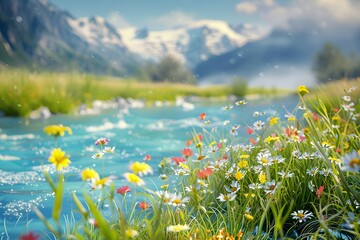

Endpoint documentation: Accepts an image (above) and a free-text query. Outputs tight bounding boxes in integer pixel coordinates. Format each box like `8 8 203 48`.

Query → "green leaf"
72 192 88 217
52 173 64 222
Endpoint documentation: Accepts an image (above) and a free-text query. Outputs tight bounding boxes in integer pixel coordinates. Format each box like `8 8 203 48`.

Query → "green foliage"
313 42 360 83
231 77 248 97
137 55 196 84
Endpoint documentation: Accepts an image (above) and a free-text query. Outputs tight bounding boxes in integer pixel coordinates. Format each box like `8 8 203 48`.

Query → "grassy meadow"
16 81 360 239
0 69 290 117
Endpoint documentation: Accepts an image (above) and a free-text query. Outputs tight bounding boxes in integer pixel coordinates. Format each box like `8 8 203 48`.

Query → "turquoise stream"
0 95 299 238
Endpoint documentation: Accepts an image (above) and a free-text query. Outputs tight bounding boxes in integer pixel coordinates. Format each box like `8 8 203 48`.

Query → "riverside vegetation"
16 82 360 239
0 69 290 117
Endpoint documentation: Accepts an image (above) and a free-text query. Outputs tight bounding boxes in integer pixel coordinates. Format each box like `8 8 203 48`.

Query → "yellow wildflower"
44 125 72 137
269 117 279 126
245 213 254 221
125 229 139 238
124 173 145 186
237 160 248 168
259 172 266 184
81 168 99 181
130 161 153 176
48 148 71 170
234 171 245 180
298 85 309 96
166 224 190 232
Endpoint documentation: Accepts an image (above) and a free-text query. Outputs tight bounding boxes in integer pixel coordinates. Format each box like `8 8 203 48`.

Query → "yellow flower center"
297 213 305 218
261 158 268 164
172 199 182 205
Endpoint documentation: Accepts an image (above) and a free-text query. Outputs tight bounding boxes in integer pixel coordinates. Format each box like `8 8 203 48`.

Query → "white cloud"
147 11 196 30
236 2 257 14
107 11 132 29
236 0 360 30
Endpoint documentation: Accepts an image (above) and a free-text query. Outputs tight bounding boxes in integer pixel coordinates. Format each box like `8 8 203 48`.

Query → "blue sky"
50 0 360 31
50 0 280 29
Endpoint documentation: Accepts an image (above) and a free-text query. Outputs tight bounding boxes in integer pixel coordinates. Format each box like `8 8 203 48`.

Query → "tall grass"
0 68 290 117
23 83 360 239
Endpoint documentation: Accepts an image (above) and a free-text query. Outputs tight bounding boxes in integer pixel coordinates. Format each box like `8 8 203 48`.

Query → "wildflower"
237 160 248 168
116 186 131 195
88 218 98 227
92 152 104 159
259 172 267 184
123 173 145 186
306 167 319 176
235 100 247 105
264 180 278 195
44 124 72 137
291 210 313 223
19 232 40 240
225 181 240 193
253 120 265 130
245 213 254 221
316 186 324 198
224 120 230 125
161 184 169 190
222 105 233 110
166 224 190 232
285 114 296 121
319 168 332 177
173 168 190 176
234 171 245 180
103 146 115 153
298 85 309 96
257 150 273 166
48 148 71 171
269 117 279 126
264 135 280 143
91 176 115 190
181 148 193 158
246 127 254 135
341 150 360 172
308 181 315 192
130 161 153 176
139 201 150 210
342 95 351 102
199 112 207 120
125 229 139 238
341 102 355 112
204 120 211 125
95 137 109 146
197 167 214 179
278 170 294 178
143 154 151 161
81 168 99 181
249 183 262 190
217 193 236 202
186 139 193 146
169 193 190 207
171 156 186 165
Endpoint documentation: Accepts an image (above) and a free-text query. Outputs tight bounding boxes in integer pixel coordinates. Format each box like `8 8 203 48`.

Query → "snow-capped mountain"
0 0 136 74
119 20 267 67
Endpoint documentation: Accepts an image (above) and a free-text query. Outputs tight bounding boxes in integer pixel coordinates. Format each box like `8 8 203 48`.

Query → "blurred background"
1 0 360 87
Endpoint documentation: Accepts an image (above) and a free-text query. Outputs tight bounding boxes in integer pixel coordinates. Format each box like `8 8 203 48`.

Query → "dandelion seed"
291 210 313 223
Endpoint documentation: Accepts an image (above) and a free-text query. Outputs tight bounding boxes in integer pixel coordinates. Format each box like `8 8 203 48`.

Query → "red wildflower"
186 139 193 146
19 232 40 240
143 154 151 161
95 137 110 146
181 148 193 158
311 112 319 121
246 127 254 135
89 218 98 227
196 134 203 142
249 138 257 145
139 201 150 210
197 167 214 179
171 157 186 165
199 112 206 120
316 186 324 198
116 185 131 195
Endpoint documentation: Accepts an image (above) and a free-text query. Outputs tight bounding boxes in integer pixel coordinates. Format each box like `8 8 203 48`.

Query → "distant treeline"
313 43 360 83
135 55 196 85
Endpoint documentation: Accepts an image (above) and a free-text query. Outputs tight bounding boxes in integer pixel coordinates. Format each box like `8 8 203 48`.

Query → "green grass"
0 68 291 117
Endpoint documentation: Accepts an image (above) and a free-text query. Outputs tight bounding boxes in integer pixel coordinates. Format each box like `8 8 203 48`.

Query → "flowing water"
0 95 299 238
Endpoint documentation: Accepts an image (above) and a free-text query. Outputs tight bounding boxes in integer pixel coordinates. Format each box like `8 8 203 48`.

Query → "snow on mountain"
119 20 267 67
